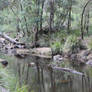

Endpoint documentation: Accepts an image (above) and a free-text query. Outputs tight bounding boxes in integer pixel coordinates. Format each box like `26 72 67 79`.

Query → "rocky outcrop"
68 49 92 66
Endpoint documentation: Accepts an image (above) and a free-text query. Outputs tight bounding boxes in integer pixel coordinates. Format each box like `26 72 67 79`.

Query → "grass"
0 64 29 92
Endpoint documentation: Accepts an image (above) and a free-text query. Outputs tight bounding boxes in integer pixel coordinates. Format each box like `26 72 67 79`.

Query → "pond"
0 52 92 92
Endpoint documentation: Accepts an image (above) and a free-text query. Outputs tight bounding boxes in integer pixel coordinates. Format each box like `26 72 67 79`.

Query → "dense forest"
0 0 92 92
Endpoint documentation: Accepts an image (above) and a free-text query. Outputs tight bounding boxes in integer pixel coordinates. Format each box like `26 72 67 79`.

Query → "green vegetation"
0 0 92 92
63 35 80 53
51 41 63 54
0 0 91 43
0 65 28 92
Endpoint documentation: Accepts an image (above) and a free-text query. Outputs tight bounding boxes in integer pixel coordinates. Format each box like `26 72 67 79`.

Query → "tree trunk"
81 0 91 39
67 0 72 33
49 66 84 76
20 1 30 36
40 0 45 31
34 0 40 47
0 33 19 44
49 0 55 32
86 9 89 35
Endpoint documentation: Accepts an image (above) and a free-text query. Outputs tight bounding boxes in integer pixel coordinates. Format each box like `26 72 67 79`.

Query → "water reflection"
1 53 92 92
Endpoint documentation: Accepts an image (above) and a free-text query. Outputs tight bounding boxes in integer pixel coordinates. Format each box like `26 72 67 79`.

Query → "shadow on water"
1 53 92 92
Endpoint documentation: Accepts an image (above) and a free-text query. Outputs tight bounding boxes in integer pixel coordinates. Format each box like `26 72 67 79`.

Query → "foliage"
14 85 28 92
0 65 28 92
51 41 63 54
63 35 80 53
0 0 90 45
69 29 81 36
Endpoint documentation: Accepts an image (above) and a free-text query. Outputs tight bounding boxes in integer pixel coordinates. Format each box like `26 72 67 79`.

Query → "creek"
0 52 92 92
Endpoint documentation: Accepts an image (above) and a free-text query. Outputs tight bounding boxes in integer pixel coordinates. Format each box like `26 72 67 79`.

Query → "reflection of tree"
10 55 92 92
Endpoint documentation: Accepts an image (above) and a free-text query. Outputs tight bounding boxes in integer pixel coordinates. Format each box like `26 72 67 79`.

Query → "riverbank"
0 34 92 67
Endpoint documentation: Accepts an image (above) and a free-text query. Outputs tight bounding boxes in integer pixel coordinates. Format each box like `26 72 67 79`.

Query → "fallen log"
54 67 84 76
48 66 84 76
0 32 22 44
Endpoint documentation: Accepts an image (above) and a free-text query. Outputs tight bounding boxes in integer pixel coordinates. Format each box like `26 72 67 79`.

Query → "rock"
87 54 92 60
86 60 92 65
14 44 26 49
74 50 91 63
58 57 63 61
0 43 3 48
78 50 90 57
31 47 52 56
15 47 52 59
15 49 30 58
0 58 8 67
82 50 90 56
15 49 30 55
70 54 77 61
0 38 5 43
53 55 63 61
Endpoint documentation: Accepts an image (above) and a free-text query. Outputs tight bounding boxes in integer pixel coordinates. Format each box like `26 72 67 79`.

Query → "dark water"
0 53 92 92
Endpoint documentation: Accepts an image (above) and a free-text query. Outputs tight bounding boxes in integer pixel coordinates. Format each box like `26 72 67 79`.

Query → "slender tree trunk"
40 0 45 31
67 0 72 33
49 0 55 32
20 1 30 36
86 9 89 35
10 7 21 37
34 0 40 47
81 0 91 39
24 16 30 36
84 7 89 35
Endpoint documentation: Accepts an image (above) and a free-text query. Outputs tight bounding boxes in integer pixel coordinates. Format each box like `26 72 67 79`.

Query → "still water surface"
0 53 92 92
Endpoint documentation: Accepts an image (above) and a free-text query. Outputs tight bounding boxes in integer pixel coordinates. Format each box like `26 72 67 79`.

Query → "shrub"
50 41 63 54
0 65 28 92
14 85 28 92
63 35 80 54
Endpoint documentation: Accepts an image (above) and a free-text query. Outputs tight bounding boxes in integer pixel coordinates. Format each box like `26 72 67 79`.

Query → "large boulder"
31 47 52 57
15 47 52 58
74 50 91 63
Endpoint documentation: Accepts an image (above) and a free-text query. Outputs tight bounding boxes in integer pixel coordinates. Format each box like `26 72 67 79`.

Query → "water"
0 53 92 92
